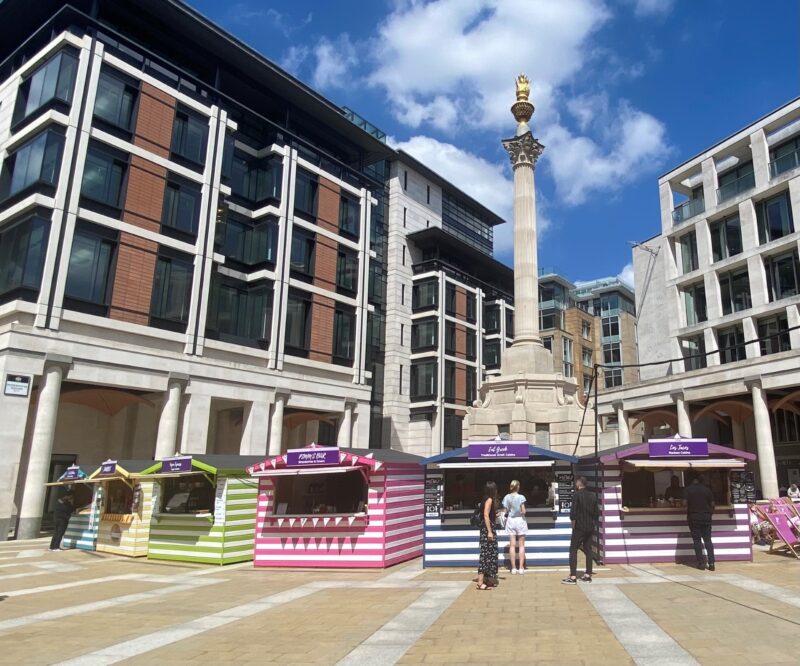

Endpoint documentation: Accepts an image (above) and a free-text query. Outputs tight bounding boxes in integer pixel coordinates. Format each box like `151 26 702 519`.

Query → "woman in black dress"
477 481 499 590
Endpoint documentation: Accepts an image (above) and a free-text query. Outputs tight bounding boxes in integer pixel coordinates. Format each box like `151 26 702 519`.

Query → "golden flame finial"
515 74 530 102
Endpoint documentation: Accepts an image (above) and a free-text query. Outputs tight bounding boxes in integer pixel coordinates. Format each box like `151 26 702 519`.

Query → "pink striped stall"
579 440 756 565
248 446 424 569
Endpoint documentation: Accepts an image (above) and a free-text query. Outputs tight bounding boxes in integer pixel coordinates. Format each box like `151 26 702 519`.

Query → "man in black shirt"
49 491 74 552
562 476 599 585
684 476 715 570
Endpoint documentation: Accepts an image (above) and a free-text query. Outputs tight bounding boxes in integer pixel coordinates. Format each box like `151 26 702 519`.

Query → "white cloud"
230 5 312 37
311 34 358 90
628 0 675 17
280 45 310 76
617 262 635 288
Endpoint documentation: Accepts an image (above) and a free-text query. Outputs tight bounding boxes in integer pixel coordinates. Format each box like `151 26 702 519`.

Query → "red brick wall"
313 234 338 292
309 294 334 363
109 233 157 325
133 83 176 158
455 324 467 359
317 177 340 234
455 287 467 320
123 156 167 233
455 363 467 405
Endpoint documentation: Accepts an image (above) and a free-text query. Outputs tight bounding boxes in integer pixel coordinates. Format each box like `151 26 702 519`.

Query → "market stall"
578 437 757 564
87 460 156 557
44 464 97 551
138 454 261 565
420 443 579 568
248 445 424 568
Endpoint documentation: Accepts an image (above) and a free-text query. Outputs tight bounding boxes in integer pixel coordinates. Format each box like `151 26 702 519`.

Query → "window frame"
335 247 359 295
332 305 357 366
284 288 312 357
289 228 316 282
79 141 129 215
294 168 319 220
0 213 51 304
63 221 118 316
170 106 209 168
12 48 79 129
92 65 140 136
719 267 751 315
149 248 194 332
338 193 360 240
0 128 66 203
161 175 202 240
205 272 273 348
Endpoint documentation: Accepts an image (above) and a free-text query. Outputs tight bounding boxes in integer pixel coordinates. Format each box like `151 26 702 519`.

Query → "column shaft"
675 395 692 437
154 381 183 459
511 163 539 343
337 404 354 448
731 420 745 450
17 365 64 539
269 396 286 455
750 382 779 498
616 405 630 446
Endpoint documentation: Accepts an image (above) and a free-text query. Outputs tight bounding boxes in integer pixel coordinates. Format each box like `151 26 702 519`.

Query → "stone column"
268 393 287 455
671 391 692 437
337 401 354 449
154 378 186 460
17 359 69 539
180 394 211 454
747 378 779 498
731 420 746 450
614 401 630 446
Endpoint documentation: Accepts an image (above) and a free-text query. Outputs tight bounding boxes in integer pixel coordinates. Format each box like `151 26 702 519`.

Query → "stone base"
16 516 42 540
501 341 555 375
463 372 597 457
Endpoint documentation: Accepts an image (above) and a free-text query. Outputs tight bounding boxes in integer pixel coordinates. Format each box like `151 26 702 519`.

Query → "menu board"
729 471 756 504
555 472 574 513
425 474 443 518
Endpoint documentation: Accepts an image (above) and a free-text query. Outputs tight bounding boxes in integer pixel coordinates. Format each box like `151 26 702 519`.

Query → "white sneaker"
519 568 525 575
511 569 519 575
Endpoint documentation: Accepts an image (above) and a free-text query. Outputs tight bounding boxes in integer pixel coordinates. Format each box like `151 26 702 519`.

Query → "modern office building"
598 97 800 498
0 0 394 538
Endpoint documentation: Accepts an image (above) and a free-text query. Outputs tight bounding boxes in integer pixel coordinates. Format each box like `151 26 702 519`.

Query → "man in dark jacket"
49 491 74 551
562 476 599 584
683 475 715 570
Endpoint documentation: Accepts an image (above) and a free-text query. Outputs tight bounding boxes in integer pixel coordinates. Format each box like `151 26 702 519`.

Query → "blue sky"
188 0 798 285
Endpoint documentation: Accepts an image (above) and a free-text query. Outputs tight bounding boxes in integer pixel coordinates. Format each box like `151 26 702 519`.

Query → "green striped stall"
141 454 262 566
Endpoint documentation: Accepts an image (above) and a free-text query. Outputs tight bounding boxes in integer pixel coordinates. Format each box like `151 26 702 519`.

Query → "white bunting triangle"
312 517 319 527
334 516 342 526
277 518 285 528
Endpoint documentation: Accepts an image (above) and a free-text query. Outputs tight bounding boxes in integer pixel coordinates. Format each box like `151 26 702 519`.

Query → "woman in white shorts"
502 480 528 574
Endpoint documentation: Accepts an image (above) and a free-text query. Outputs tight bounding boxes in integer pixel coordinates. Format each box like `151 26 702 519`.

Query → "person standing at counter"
683 475 715 571
562 477 598 585
502 480 527 575
664 476 684 503
49 491 74 552
476 482 499 591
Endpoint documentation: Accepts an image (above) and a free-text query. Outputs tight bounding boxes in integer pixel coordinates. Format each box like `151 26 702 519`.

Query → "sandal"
476 583 492 590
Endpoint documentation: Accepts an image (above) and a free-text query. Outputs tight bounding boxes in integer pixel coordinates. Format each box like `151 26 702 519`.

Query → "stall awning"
432 461 555 469
130 471 207 480
623 460 745 469
252 466 364 477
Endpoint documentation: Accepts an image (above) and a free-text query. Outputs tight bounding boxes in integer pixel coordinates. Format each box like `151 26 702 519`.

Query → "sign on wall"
648 439 709 458
425 474 443 518
214 478 227 525
4 374 31 397
161 456 193 473
286 447 340 467
467 442 529 460
555 472 574 513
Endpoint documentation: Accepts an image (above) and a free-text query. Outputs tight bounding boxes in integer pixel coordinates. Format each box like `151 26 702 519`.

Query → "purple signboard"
99 460 118 476
648 439 709 458
59 465 84 481
161 456 193 473
286 447 340 467
468 442 529 460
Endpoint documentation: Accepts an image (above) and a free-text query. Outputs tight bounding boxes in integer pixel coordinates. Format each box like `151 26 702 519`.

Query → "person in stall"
664 476 684 504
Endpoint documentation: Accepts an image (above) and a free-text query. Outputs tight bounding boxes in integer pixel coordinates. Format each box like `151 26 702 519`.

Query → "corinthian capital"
502 131 544 170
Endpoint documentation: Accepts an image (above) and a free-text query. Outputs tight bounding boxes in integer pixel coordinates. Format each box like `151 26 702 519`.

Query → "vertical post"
614 401 630 446
671 391 692 437
747 378 779 498
337 401 354 448
154 379 185 459
269 393 287 455
594 364 599 457
18 360 69 539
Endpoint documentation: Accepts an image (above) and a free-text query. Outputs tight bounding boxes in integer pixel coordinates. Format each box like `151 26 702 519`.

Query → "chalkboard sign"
729 471 756 504
425 474 443 518
555 472 574 513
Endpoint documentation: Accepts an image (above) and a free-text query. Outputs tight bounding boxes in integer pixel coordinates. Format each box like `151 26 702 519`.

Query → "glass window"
444 360 456 400
171 107 208 165
80 142 127 209
483 340 501 369
161 475 214 514
717 161 755 202
683 336 707 371
13 49 78 124
206 274 272 345
709 215 742 262
336 249 358 294
285 289 311 352
540 308 561 331
228 152 282 203
582 347 592 367
339 194 360 239
441 190 493 255
412 279 438 311
466 293 476 323
683 283 707 326
770 137 800 177
272 470 367 515
1 129 65 200
215 214 278 267
294 168 318 217
466 368 476 404
484 304 500 333
411 319 437 351
562 337 573 377
150 251 193 328
719 268 751 315
604 367 623 388
583 375 593 395
601 316 620 338
445 321 456 354
64 223 116 307
0 215 50 303
93 67 138 131
764 251 800 302
679 231 698 274
757 314 791 356
603 342 621 365
290 229 315 278
581 321 591 339
466 329 477 360
103 480 134 515
756 192 794 244
445 283 456 315
333 306 356 364
505 308 514 337
410 360 437 400
718 325 746 364
162 178 201 236
542 336 553 352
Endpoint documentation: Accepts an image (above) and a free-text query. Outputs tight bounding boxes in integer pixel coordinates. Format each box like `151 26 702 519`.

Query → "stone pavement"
1 539 799 665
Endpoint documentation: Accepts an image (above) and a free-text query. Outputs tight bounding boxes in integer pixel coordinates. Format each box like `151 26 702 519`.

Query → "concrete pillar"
703 328 720 367
353 401 371 448
742 317 759 359
738 199 758 250
240 399 270 456
747 378 779 498
658 181 674 232
786 304 800 351
614 402 630 446
17 361 68 539
337 402 354 448
154 380 184 459
180 394 211 454
732 420 746 450
671 391 692 437
268 393 287 455
749 129 770 189
700 157 717 210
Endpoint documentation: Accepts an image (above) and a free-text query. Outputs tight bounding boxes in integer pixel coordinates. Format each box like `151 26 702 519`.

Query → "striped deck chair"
778 497 800 520
750 504 775 545
765 512 800 559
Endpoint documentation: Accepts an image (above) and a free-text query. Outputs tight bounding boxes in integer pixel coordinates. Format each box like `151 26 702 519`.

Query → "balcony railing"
716 172 755 203
671 197 705 224
769 148 800 178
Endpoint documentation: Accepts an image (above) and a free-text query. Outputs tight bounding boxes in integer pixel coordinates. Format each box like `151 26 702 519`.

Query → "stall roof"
88 460 155 479
140 454 265 476
420 445 579 466
247 446 424 475
581 441 756 465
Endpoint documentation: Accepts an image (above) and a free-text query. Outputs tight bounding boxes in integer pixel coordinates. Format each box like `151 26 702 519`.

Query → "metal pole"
594 363 599 457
